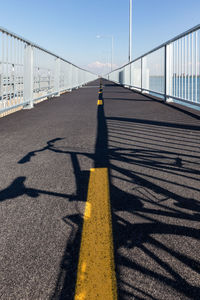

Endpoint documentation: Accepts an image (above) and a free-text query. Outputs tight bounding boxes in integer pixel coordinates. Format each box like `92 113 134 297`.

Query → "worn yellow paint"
97 99 103 105
75 168 117 300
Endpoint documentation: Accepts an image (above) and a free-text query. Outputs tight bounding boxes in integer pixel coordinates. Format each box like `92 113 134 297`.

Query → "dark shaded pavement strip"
0 78 200 299
102 79 200 300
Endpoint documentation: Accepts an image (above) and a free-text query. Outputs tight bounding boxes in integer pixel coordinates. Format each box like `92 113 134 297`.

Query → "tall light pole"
129 0 133 62
96 35 114 72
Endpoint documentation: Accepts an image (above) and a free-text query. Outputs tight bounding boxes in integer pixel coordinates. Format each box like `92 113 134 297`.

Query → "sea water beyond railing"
105 25 200 110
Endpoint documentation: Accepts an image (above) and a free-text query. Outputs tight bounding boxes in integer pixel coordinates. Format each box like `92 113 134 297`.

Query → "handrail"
106 24 200 74
0 27 97 114
105 24 200 110
0 26 96 75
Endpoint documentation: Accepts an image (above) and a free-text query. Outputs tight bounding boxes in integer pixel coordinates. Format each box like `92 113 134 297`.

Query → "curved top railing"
0 26 95 74
0 27 97 114
106 24 200 72
105 24 200 109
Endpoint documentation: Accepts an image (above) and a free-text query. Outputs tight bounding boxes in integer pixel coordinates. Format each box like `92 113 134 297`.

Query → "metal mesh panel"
0 27 97 114
131 59 141 89
0 32 25 111
167 30 200 104
142 47 164 94
33 48 55 100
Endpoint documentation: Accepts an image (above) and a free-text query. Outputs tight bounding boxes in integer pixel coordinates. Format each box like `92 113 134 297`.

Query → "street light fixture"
96 35 114 72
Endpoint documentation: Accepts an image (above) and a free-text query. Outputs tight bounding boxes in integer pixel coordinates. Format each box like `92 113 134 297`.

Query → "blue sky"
1 0 200 74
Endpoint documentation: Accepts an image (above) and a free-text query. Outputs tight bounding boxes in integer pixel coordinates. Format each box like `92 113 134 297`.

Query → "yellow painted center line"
75 168 117 300
97 99 103 105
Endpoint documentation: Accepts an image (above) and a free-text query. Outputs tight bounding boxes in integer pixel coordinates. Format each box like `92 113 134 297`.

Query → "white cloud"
86 61 118 75
88 61 111 69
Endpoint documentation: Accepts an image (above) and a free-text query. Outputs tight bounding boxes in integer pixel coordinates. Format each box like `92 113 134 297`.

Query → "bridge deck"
0 79 200 299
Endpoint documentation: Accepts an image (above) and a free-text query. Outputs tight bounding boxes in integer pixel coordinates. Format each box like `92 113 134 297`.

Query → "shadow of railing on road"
1 83 200 299
106 112 200 299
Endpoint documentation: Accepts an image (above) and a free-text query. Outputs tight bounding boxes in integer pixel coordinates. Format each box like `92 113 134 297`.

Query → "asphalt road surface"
0 78 200 300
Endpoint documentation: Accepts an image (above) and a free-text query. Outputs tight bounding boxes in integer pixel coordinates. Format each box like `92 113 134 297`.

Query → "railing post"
23 44 33 109
164 45 167 101
54 57 60 97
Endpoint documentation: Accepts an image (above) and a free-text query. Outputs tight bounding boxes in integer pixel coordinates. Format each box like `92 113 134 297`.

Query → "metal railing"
0 27 97 114
105 24 200 109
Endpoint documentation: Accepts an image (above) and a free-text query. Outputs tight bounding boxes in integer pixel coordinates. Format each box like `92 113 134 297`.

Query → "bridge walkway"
0 78 200 299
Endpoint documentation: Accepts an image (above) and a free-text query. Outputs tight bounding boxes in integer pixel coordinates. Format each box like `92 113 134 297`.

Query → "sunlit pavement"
0 79 200 299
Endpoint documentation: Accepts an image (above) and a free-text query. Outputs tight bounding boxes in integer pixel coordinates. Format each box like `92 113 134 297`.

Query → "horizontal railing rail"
105 24 200 109
0 27 97 114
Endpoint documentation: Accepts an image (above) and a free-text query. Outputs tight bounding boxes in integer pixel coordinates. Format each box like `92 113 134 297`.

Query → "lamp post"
129 0 133 62
96 35 114 72
129 0 133 87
